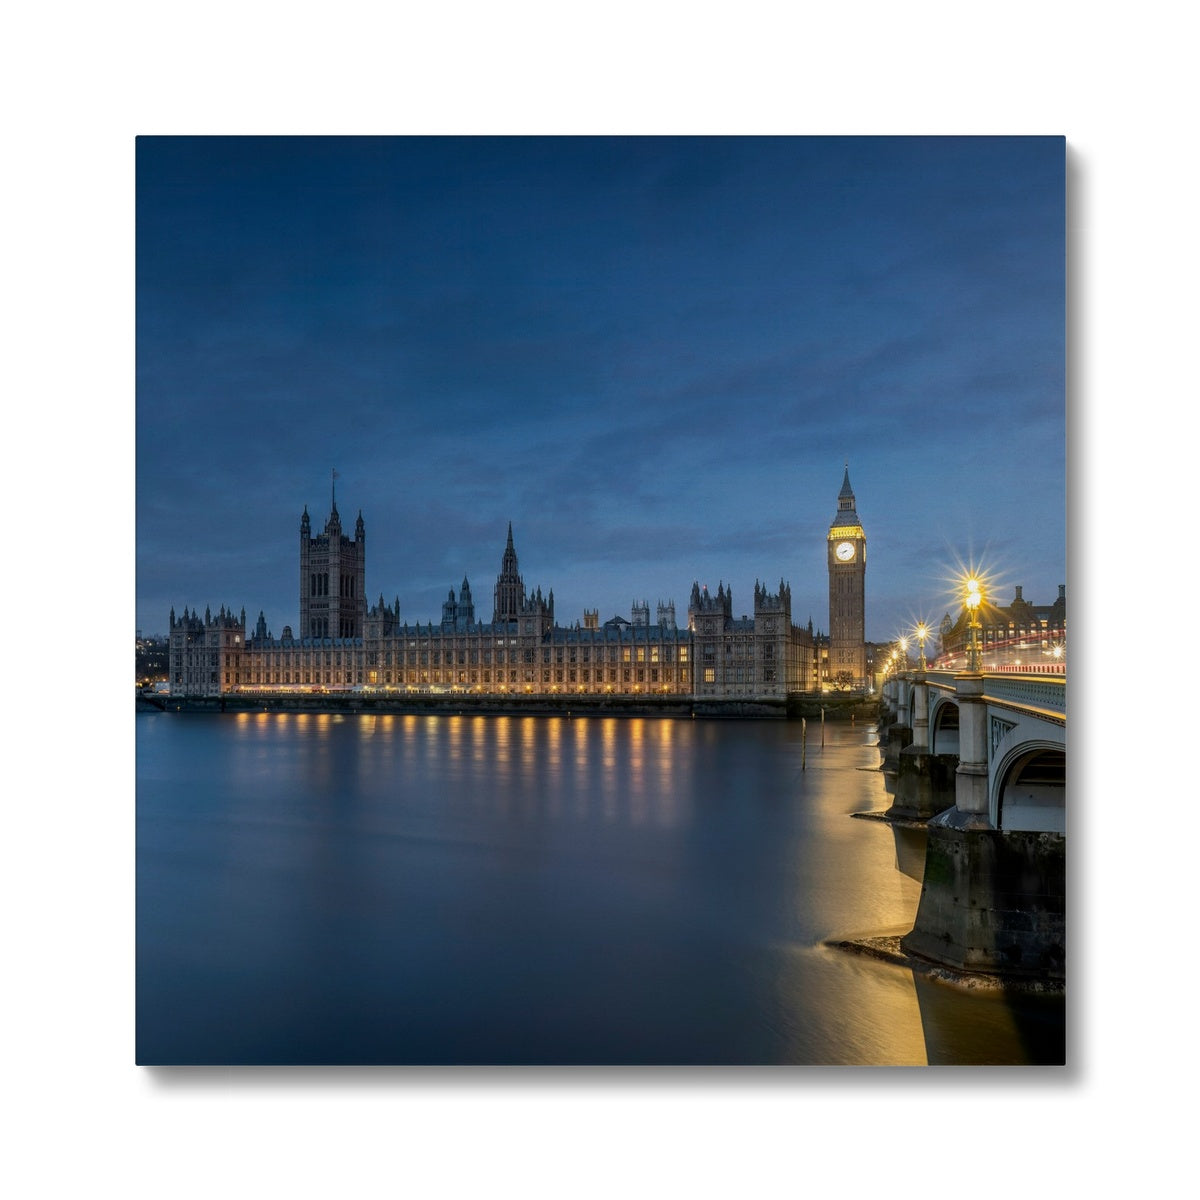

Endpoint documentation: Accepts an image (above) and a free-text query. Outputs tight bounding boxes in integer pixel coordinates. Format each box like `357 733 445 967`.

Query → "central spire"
494 522 525 624
502 521 518 573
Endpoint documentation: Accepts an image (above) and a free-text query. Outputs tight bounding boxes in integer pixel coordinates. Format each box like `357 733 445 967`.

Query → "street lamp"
914 621 929 672
964 576 984 672
898 636 909 670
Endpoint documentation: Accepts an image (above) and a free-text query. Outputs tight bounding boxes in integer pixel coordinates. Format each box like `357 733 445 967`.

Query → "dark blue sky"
136 136 1064 640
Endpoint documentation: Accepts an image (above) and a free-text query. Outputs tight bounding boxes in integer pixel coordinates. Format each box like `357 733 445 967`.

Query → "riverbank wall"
137 690 878 721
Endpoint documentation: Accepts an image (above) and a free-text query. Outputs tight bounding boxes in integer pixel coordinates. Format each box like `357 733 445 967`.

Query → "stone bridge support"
880 676 912 775
888 673 957 821
901 827 1065 978
942 674 989 828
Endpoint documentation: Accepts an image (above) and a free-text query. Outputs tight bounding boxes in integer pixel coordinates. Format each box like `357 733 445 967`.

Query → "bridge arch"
928 694 959 756
991 740 1066 833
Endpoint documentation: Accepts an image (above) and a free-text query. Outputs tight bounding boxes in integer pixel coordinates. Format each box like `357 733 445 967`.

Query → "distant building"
135 634 170 686
168 471 869 699
936 584 1066 669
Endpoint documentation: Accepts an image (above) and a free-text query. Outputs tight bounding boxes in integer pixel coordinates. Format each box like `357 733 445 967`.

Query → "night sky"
136 135 1064 641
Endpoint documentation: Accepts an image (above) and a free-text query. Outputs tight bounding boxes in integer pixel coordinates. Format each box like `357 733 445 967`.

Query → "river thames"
136 711 1065 1065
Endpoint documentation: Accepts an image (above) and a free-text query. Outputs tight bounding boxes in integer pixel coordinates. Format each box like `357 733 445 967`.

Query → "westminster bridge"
876 667 1066 980
880 668 1065 832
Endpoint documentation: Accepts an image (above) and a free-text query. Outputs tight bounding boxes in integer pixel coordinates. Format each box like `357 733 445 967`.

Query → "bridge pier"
879 676 912 775
888 673 956 820
900 826 1065 979
942 673 990 828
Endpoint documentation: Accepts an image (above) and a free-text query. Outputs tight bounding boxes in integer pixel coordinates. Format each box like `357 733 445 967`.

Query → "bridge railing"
922 670 1065 719
983 673 1066 718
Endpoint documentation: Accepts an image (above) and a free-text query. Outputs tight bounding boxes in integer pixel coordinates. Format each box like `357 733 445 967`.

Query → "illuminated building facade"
936 584 1066 670
688 580 817 697
169 491 832 699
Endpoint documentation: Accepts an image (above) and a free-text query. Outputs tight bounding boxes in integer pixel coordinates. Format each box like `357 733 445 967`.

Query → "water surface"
136 712 1064 1064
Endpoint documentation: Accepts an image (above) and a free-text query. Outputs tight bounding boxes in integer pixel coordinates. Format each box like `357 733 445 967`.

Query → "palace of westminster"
165 465 1066 699
167 468 870 699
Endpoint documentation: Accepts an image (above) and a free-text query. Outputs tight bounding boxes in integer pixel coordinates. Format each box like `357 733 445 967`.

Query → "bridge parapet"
982 674 1065 722
924 671 1065 719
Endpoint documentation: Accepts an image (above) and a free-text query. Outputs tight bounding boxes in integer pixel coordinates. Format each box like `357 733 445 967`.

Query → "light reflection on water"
136 712 1064 1065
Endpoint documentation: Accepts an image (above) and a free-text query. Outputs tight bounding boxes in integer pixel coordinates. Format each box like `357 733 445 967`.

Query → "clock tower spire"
827 463 867 689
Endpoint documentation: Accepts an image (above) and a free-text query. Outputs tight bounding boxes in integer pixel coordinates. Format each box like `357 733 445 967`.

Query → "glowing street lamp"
914 621 929 672
964 576 984 672
898 637 909 671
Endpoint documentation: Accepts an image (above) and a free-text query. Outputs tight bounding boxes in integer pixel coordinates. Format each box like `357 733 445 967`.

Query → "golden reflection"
773 945 928 1065
601 719 617 771
571 720 589 769
424 716 439 768
400 714 417 770
627 719 647 826
520 718 538 768
471 716 489 764
245 708 706 831
494 716 511 765
654 724 681 825
446 715 463 765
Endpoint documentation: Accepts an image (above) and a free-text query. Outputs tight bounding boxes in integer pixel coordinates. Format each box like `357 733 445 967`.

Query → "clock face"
835 541 855 562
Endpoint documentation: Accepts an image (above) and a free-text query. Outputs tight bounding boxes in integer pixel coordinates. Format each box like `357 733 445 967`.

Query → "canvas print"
136 135 1066 1065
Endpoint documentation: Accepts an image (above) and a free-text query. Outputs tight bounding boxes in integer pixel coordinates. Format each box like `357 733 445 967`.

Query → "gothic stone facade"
168 507 820 699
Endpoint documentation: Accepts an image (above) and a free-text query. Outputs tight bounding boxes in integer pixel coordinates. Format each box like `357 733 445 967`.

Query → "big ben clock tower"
827 463 867 689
